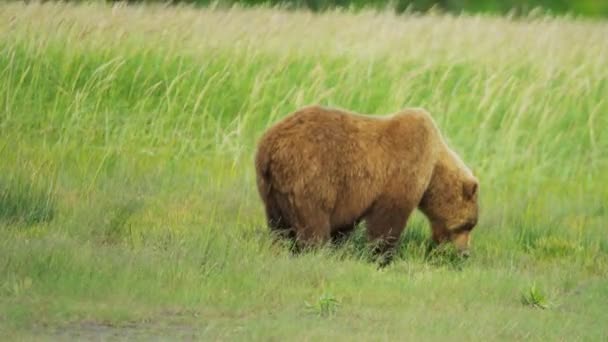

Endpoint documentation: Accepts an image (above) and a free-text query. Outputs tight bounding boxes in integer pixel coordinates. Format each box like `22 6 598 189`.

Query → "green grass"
1 2 607 340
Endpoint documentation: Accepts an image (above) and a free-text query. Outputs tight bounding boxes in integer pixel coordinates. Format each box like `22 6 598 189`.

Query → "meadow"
1 2 607 340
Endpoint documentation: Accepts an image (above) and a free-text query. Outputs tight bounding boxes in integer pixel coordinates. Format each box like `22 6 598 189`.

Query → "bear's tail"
255 144 291 233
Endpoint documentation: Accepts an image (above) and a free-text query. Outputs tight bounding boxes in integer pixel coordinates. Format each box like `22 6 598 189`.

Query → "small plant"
305 293 340 317
521 283 552 309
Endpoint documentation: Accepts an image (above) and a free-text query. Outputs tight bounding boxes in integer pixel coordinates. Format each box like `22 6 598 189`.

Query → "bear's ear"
463 180 478 200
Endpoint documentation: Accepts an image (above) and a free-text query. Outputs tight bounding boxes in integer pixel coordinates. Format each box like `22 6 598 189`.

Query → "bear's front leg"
365 199 413 267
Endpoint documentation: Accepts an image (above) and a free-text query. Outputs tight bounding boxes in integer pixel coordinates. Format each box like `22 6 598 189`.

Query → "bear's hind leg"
365 199 413 267
292 200 331 252
265 192 295 242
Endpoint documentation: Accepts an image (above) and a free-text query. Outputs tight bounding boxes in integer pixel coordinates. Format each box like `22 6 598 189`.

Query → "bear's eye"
453 222 475 233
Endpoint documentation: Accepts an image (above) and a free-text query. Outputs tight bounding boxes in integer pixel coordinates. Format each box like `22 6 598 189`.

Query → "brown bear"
255 105 479 264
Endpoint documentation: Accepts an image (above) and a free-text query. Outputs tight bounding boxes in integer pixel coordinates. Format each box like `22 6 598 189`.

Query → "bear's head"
418 148 479 257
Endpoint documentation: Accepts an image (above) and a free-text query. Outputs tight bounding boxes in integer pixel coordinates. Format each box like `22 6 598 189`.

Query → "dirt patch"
31 314 205 341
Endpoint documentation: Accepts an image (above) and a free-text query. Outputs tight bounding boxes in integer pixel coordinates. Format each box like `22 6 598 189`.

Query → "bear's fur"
255 105 479 264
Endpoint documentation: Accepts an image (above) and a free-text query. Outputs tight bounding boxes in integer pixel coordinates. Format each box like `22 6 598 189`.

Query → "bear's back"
264 105 384 139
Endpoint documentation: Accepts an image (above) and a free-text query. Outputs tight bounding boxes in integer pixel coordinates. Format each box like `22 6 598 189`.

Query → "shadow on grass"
0 176 55 226
261 222 470 269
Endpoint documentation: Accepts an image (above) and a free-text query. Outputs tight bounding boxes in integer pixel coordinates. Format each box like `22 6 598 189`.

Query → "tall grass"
0 2 607 340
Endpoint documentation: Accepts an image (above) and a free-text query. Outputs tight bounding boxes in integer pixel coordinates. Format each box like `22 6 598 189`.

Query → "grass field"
1 2 607 340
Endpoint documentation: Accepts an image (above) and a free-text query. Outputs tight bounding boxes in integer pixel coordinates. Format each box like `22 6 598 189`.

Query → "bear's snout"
451 229 472 256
